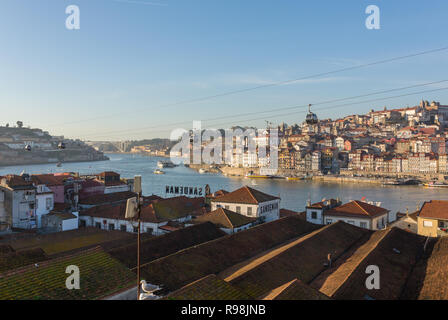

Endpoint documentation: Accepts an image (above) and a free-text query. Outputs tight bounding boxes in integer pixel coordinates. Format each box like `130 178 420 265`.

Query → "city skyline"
0 0 447 140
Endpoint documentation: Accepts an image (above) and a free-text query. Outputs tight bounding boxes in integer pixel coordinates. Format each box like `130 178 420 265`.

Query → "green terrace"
0 247 134 300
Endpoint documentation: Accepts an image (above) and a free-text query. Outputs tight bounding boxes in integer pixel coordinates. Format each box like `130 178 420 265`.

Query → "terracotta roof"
108 222 225 269
263 278 330 300
307 199 340 209
279 208 300 218
210 186 279 205
194 208 256 229
79 191 137 205
206 189 229 199
47 212 78 220
417 237 448 300
139 216 318 292
228 222 368 298
417 200 448 220
97 171 120 177
31 174 65 186
165 274 252 300
1 175 34 189
81 196 206 223
325 200 389 219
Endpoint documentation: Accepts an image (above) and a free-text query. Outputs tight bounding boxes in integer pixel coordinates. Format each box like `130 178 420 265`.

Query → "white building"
34 184 54 228
80 196 204 235
323 200 389 230
242 151 258 168
211 186 280 223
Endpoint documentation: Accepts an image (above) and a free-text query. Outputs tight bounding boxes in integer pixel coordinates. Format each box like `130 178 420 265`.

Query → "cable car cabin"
305 112 318 125
24 145 32 151
58 142 66 149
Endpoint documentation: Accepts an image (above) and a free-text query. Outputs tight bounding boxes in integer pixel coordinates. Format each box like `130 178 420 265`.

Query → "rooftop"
325 200 389 219
417 200 448 220
165 274 252 300
193 208 256 229
210 186 279 205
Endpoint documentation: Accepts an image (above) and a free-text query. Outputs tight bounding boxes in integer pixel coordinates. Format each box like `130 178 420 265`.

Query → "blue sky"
0 0 447 140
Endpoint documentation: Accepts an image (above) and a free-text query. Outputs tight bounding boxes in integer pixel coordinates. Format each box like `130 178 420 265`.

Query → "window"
236 206 241 214
46 198 52 210
133 227 139 233
95 222 101 229
347 220 355 225
423 220 433 227
326 219 332 225
146 228 153 234
360 222 367 229
247 207 252 216
80 220 86 228
120 225 127 232
108 224 115 231
311 211 317 219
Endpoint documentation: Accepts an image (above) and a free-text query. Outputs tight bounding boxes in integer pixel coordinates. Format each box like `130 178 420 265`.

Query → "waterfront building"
210 186 280 223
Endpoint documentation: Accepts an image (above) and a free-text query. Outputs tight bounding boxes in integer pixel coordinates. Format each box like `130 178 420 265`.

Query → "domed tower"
305 104 318 125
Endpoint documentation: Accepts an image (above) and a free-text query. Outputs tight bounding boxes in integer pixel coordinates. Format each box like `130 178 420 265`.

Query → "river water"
1 153 447 215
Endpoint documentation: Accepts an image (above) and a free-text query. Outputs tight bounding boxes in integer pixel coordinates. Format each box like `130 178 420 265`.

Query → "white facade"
104 184 131 194
35 185 54 228
306 207 324 225
79 215 191 236
211 199 280 223
324 213 387 230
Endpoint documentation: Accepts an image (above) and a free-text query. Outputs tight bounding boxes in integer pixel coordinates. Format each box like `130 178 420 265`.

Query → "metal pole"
137 191 141 299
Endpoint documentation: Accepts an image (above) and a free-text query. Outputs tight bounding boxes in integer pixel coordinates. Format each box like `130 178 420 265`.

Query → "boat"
56 162 62 167
286 176 303 181
245 173 272 179
157 161 177 168
422 181 448 188
198 168 208 174
153 169 165 174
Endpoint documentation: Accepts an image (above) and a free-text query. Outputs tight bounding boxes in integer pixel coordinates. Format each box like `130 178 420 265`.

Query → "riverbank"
0 157 110 169
185 164 442 186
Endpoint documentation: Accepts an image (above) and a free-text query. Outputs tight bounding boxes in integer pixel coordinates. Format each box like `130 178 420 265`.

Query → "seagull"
140 280 160 294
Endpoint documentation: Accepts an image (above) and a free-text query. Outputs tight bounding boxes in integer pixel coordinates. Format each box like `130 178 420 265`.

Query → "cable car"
58 142 66 149
305 104 318 125
24 144 32 151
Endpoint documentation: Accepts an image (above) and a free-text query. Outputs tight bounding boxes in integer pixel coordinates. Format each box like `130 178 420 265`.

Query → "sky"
0 0 447 141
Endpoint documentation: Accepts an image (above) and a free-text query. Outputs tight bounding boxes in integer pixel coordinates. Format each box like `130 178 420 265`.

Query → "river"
1 153 447 215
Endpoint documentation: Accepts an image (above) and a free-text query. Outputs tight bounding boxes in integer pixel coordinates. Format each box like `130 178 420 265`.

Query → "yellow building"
417 200 448 237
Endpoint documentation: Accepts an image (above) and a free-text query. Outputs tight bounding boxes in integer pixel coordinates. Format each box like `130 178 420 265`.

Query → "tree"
5 123 9 128
16 121 23 128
